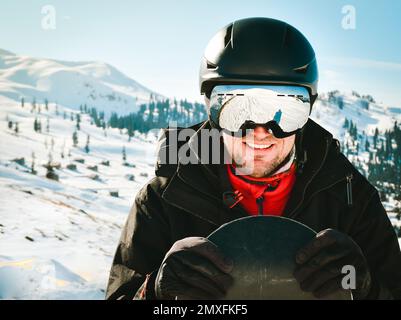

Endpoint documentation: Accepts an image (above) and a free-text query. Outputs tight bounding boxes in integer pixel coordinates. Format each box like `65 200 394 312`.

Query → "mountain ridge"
0 48 163 116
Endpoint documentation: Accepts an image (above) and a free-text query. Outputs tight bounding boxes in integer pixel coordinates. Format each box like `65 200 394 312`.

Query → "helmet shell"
199 17 318 105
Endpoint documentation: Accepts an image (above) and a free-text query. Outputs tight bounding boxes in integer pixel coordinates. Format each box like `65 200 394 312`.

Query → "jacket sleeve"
350 190 401 299
105 178 172 300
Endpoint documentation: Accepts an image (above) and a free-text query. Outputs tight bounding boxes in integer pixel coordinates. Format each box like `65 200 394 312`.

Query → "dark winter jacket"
105 119 401 300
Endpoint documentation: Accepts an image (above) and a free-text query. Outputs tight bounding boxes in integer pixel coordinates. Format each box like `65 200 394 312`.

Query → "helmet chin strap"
294 125 307 176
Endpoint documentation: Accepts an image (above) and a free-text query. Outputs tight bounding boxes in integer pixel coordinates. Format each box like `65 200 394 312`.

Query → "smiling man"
106 17 401 300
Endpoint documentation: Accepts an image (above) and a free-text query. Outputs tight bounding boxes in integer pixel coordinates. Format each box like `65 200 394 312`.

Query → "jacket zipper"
346 173 353 207
256 196 264 216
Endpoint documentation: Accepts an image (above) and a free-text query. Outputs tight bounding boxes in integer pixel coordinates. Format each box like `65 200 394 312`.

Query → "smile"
244 142 274 150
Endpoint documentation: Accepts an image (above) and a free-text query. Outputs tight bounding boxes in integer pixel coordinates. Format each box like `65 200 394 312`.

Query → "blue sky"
1 0 400 106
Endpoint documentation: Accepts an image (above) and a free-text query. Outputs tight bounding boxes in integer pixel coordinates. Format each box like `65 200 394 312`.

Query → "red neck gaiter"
226 163 297 216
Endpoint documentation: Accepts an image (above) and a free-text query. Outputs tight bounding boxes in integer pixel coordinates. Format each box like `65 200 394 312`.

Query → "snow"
0 95 157 299
0 49 164 116
311 92 401 140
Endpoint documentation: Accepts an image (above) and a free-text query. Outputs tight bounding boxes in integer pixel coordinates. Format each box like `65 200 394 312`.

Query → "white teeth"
246 142 273 149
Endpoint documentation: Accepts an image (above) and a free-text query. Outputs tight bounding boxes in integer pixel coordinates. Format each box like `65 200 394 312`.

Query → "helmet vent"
224 24 233 48
293 64 309 74
206 61 217 69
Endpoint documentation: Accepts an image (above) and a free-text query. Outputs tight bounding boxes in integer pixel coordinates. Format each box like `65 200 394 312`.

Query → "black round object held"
207 216 352 300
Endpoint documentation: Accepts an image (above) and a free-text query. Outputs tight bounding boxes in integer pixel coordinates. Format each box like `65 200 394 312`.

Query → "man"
106 17 401 300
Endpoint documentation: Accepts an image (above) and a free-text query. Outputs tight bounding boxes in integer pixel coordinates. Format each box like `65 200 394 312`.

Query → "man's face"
222 126 296 178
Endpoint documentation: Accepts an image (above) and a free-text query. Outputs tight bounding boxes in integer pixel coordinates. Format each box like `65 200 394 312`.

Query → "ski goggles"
209 85 311 138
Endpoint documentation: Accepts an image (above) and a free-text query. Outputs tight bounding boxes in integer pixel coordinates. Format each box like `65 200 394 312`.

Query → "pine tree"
76 114 81 130
31 152 36 175
72 131 78 147
349 121 353 136
45 152 59 181
337 97 344 110
128 124 134 141
122 146 127 162
353 124 358 140
14 122 19 135
31 98 36 113
21 97 25 108
45 98 49 111
84 135 90 153
373 128 379 149
8 121 13 129
46 117 50 133
34 118 38 132
61 139 66 159
365 138 370 151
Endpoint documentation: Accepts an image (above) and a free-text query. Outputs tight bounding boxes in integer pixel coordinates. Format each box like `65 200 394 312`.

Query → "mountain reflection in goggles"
209 85 311 138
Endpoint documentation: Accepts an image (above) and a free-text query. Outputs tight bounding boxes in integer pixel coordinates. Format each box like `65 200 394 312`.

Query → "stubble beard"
233 145 295 178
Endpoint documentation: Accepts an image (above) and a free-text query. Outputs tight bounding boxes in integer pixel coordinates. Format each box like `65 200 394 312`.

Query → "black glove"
294 229 372 299
154 237 234 300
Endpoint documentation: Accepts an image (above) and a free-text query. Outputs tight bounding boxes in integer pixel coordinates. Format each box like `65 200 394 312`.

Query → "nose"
252 126 274 139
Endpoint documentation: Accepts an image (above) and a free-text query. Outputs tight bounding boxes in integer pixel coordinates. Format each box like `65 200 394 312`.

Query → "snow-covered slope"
0 49 163 116
0 95 157 299
311 91 401 140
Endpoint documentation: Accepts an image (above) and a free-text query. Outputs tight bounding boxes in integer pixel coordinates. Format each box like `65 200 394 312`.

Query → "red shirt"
226 163 297 216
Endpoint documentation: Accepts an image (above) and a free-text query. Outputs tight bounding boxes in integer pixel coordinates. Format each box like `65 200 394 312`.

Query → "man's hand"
154 237 234 300
294 229 372 299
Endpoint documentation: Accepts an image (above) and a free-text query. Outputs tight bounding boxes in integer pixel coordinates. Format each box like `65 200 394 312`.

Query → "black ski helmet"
199 17 319 107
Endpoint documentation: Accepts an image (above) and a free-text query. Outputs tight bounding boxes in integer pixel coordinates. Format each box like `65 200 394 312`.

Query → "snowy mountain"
0 95 157 299
0 49 163 116
312 90 401 139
